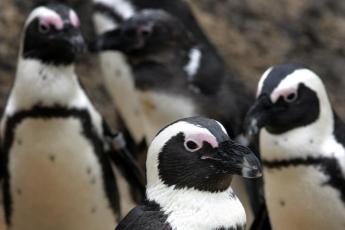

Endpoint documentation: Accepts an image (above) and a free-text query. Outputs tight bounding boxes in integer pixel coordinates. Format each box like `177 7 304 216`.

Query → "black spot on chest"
49 154 56 162
279 200 285 207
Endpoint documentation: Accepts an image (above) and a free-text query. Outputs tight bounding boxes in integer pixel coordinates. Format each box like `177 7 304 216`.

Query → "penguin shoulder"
116 201 171 230
70 88 104 138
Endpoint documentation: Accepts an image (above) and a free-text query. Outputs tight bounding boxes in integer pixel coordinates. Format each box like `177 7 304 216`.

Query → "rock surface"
189 0 345 117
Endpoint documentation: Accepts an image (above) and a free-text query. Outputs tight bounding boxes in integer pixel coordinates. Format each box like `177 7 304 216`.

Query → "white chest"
138 91 196 142
7 117 116 230
260 130 345 230
93 12 146 144
148 186 246 230
263 166 345 230
166 195 246 230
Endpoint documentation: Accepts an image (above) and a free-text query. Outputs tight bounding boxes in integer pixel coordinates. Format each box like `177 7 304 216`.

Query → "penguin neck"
146 182 246 229
262 92 334 160
9 57 81 112
146 182 236 208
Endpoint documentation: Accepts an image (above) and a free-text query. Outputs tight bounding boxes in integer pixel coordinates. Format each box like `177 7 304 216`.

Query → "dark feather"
102 120 146 203
116 201 171 230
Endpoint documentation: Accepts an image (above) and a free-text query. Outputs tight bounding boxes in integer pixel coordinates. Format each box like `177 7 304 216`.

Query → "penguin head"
22 3 86 65
147 117 262 193
244 64 332 137
91 9 195 55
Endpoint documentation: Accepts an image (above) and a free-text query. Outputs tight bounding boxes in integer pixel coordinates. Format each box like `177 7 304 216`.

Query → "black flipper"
116 201 171 230
250 202 272 230
103 120 146 203
0 143 3 182
115 114 148 162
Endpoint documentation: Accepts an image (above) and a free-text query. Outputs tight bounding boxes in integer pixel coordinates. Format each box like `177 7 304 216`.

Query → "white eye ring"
39 23 50 34
284 92 298 103
184 139 202 152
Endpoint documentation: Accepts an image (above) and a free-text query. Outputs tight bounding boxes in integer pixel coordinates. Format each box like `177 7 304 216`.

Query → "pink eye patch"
271 88 296 103
69 10 80 28
187 133 218 148
40 14 63 30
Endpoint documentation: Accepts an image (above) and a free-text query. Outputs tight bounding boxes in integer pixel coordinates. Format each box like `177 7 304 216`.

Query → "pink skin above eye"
271 88 296 103
40 15 64 30
187 133 218 149
69 10 80 28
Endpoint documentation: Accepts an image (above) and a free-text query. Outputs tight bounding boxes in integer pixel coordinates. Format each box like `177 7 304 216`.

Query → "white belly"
93 13 146 144
264 166 345 230
138 91 196 143
8 118 117 230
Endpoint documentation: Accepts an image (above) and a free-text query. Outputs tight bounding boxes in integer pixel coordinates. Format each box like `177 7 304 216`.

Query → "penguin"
0 3 144 230
91 0 235 147
116 116 262 230
92 8 252 148
244 64 345 230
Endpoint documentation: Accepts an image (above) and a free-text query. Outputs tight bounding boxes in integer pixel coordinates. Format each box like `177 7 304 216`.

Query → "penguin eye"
284 92 298 103
184 140 201 152
38 23 50 34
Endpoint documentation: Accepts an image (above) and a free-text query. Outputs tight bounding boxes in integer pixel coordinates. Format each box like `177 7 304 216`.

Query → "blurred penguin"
91 0 235 148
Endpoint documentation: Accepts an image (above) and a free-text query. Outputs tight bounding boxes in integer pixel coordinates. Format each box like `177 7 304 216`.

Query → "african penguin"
0 4 144 230
116 117 262 230
92 8 252 150
244 64 345 230
91 0 236 146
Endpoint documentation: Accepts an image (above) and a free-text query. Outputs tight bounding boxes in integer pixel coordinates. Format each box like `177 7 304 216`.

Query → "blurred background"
2 0 345 121
1 0 345 228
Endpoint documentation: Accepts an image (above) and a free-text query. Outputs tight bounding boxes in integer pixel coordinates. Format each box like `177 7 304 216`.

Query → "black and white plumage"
0 4 144 229
116 117 262 230
92 0 146 147
91 0 248 143
92 8 252 144
245 64 345 230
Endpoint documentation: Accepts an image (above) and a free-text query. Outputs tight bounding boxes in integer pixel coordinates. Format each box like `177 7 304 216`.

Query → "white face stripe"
271 68 327 104
146 121 217 186
25 7 63 29
69 9 80 27
257 67 273 97
216 121 228 136
93 0 136 19
184 48 202 80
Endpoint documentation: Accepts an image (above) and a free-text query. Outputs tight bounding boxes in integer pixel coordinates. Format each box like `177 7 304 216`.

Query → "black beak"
202 140 262 178
61 25 86 54
243 95 272 140
88 29 124 53
89 22 153 53
69 32 86 54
